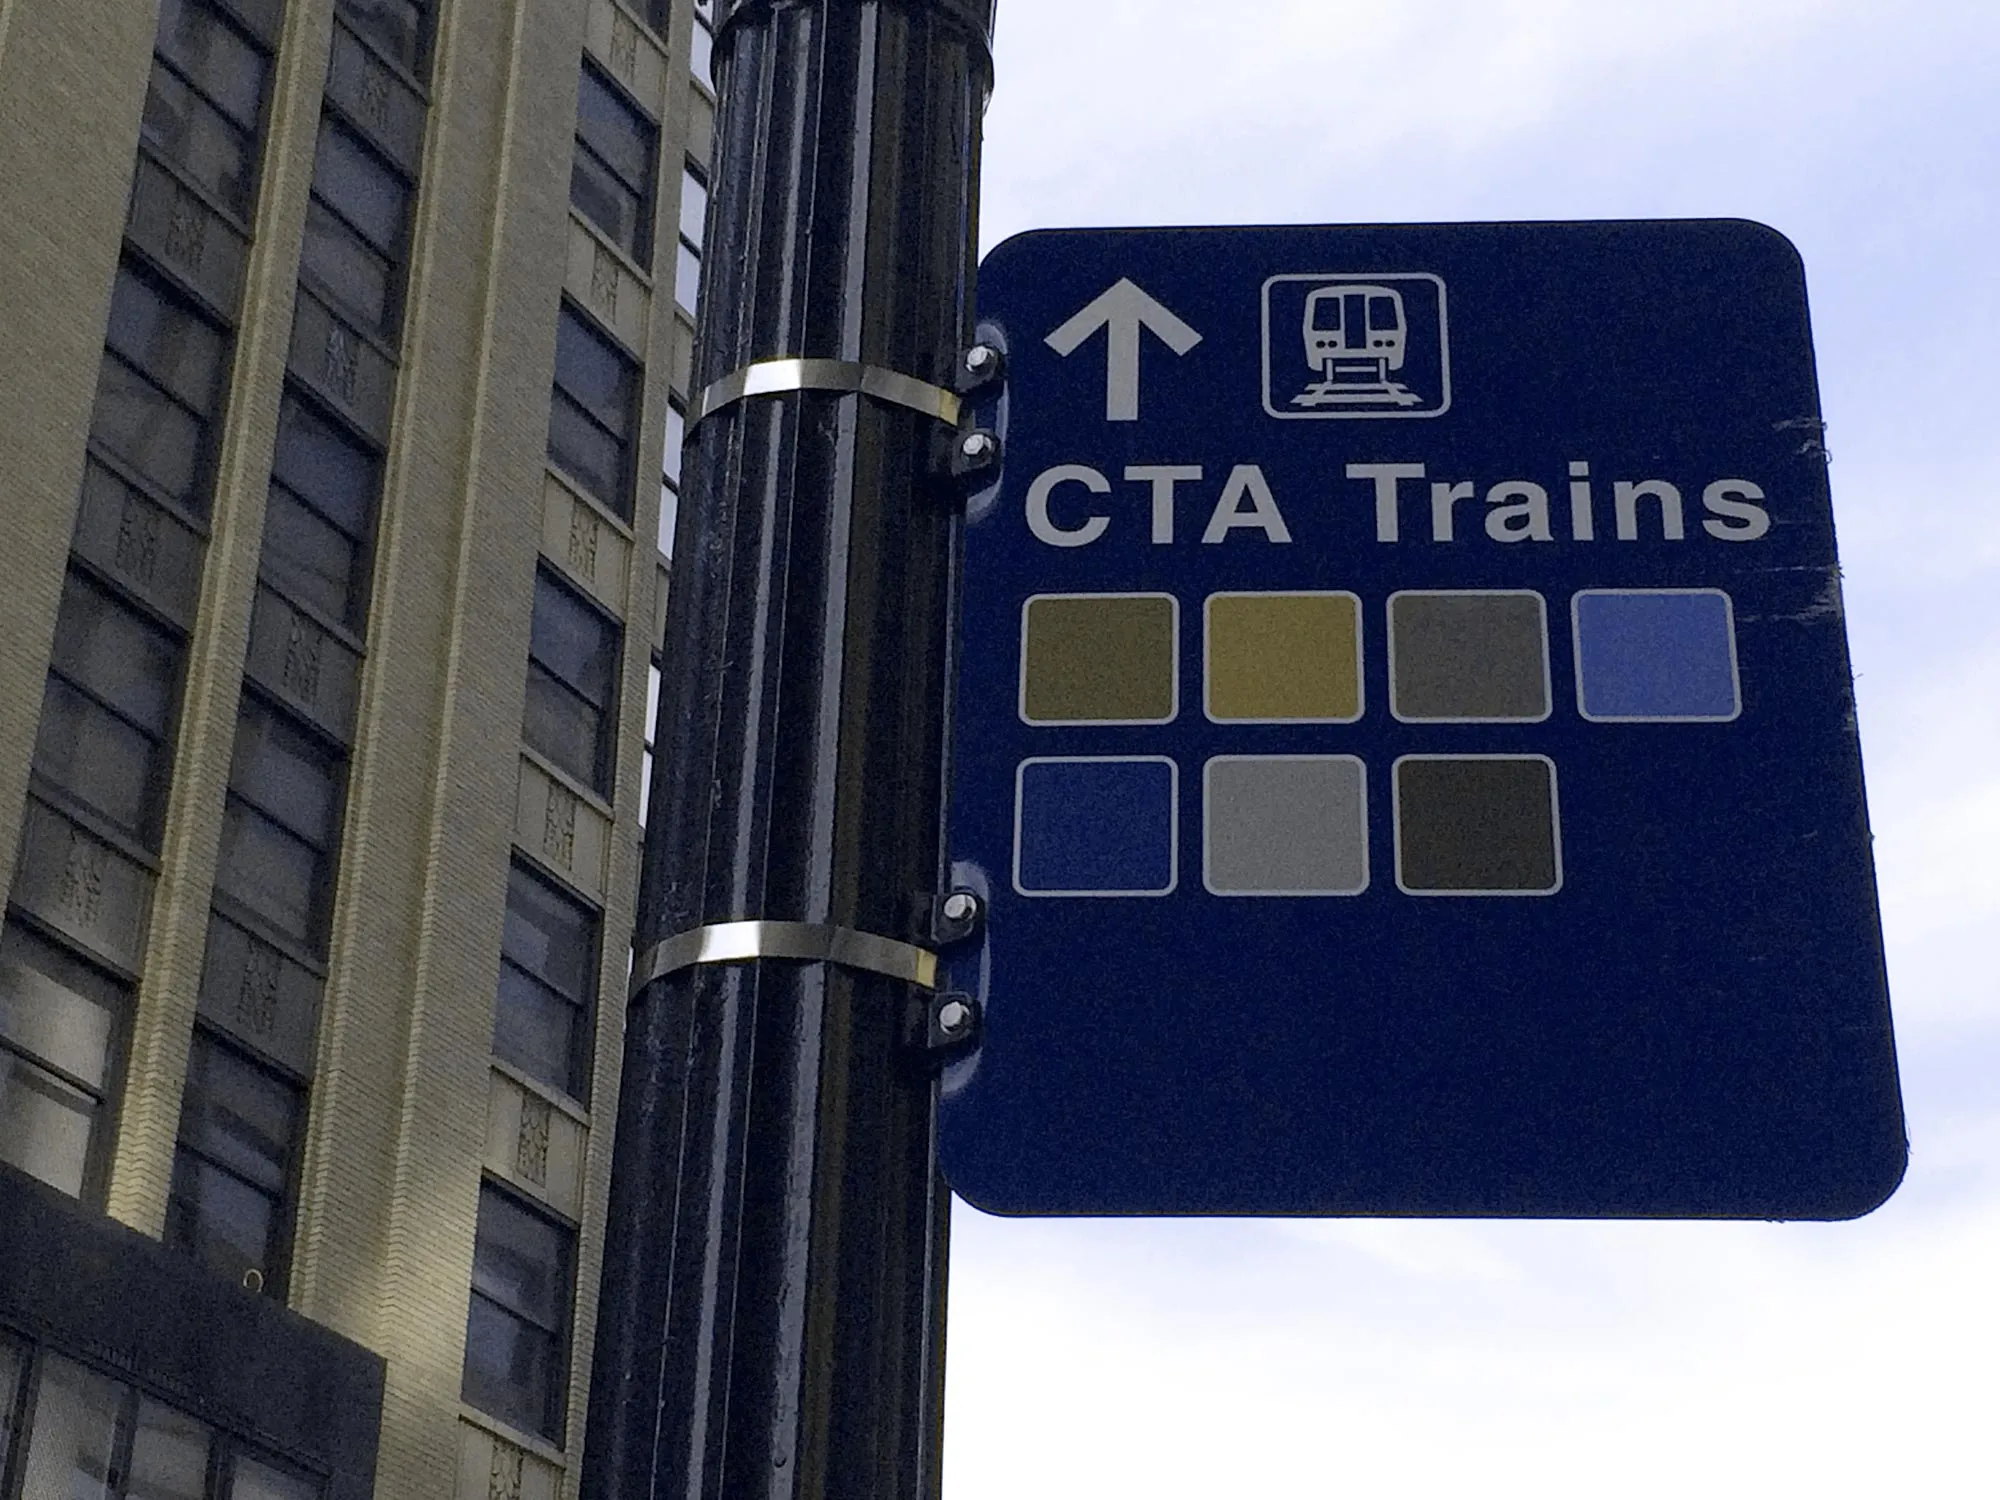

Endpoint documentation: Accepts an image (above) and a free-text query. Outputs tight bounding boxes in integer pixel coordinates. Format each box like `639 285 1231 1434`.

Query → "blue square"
1573 590 1740 721
1014 758 1177 896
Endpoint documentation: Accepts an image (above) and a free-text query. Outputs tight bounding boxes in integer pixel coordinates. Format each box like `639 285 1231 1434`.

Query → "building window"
691 0 714 92
300 116 413 341
165 1029 302 1297
523 570 621 796
6 1351 320 1500
213 697 345 952
33 570 183 847
674 161 706 317
640 660 661 829
0 924 125 1200
90 260 230 517
571 62 657 265
548 304 639 520
142 0 272 219
494 862 598 1101
658 397 684 558
463 1183 573 1442
337 0 430 78
640 0 671 33
264 392 381 628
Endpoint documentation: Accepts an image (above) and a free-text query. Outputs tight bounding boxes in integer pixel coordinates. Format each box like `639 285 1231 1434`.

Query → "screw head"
959 430 997 461
936 998 973 1035
942 892 978 924
964 344 998 375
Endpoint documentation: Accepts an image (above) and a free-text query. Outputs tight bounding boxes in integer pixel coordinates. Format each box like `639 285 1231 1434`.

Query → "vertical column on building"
0 0 288 1210
159 0 438 1308
450 0 700 1493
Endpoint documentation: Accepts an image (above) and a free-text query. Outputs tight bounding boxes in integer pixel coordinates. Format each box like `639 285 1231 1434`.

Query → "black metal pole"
580 2 994 1497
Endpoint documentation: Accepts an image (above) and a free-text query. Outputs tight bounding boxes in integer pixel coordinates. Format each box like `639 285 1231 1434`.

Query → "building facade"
0 0 715 1492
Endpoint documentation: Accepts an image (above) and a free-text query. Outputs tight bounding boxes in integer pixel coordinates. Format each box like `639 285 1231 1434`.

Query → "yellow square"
1205 592 1362 722
1020 594 1178 724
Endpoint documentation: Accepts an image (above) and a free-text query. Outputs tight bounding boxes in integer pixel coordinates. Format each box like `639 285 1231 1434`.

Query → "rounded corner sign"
942 220 1906 1224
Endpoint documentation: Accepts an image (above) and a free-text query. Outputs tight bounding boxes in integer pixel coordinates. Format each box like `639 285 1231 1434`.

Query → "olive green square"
1020 595 1177 724
1205 593 1362 723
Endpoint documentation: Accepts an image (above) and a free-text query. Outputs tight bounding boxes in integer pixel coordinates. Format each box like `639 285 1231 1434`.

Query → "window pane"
675 239 701 316
167 1150 280 1287
523 667 604 792
128 1399 213 1500
0 1050 97 1197
529 576 617 707
462 1294 560 1440
272 394 377 538
662 401 684 482
639 748 653 826
18 1355 125 1500
569 149 644 261
313 118 408 254
337 0 425 74
691 17 713 90
180 1032 297 1192
32 675 162 839
106 264 229 415
493 963 580 1096
231 1456 321 1500
547 394 627 516
657 483 676 559
73 462 204 626
472 1185 569 1326
0 924 122 1092
553 309 635 438
262 483 363 625
216 799 322 945
577 65 653 192
679 166 706 250
503 866 596 997
90 356 205 507
230 701 340 847
48 572 181 735
301 196 395 337
157 0 268 127
143 60 258 216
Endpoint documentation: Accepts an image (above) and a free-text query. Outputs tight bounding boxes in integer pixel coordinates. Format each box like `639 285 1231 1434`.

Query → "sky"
941 3 2000 1495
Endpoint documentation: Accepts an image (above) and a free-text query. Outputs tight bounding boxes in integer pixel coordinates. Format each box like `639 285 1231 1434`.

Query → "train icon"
1261 273 1450 419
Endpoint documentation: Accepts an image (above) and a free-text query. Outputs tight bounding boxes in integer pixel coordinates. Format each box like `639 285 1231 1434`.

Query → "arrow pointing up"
1044 277 1202 422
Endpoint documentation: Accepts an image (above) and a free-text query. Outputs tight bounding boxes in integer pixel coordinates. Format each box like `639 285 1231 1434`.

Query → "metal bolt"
958 430 997 462
935 998 973 1036
942 892 978 924
963 344 998 376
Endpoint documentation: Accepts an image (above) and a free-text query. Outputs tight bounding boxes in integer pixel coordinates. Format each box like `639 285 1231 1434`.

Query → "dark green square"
1394 757 1560 894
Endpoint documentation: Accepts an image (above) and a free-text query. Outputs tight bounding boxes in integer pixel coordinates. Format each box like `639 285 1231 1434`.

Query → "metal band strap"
689 358 962 429
630 920 940 997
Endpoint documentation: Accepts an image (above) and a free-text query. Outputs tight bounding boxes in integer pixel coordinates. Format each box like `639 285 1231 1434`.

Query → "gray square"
1389 591 1550 721
1204 757 1368 896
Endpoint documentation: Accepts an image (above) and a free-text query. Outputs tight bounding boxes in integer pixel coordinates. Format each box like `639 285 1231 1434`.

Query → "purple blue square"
1014 758 1177 896
1573 590 1740 721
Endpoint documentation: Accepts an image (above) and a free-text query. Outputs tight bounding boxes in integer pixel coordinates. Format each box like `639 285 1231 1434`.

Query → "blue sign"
939 221 1906 1219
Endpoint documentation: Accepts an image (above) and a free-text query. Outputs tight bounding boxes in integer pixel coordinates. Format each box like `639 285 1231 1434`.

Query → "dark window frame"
300 112 417 346
523 566 622 797
547 301 640 521
333 0 436 87
0 912 135 1208
165 1025 306 1300
494 860 600 1103
462 1178 576 1444
140 0 276 225
212 689 351 957
260 385 384 637
571 60 658 266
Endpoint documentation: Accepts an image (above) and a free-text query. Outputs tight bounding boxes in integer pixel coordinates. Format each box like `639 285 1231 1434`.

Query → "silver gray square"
1205 757 1367 895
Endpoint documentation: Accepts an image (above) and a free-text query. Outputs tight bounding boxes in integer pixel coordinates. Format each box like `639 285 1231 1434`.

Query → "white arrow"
1044 277 1203 423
